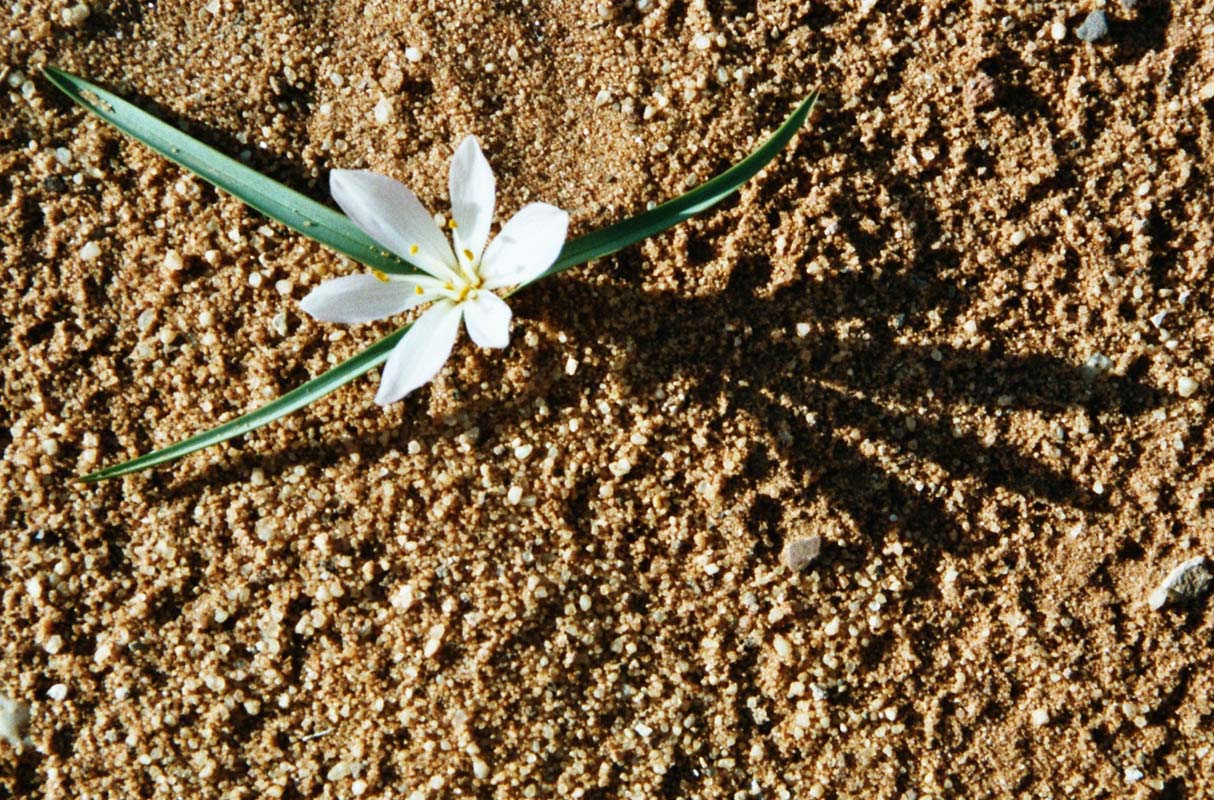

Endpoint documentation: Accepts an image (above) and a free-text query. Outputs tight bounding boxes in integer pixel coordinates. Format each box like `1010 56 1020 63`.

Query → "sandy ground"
2 0 1213 797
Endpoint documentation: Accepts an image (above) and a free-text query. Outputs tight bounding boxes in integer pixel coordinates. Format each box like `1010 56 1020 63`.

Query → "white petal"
374 300 463 405
330 169 456 280
463 291 513 349
480 203 569 289
299 274 423 324
448 136 496 264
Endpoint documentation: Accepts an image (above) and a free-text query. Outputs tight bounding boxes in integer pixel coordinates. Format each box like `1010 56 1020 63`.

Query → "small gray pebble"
1076 10 1109 42
1119 0 1137 11
781 535 822 571
1148 557 1212 610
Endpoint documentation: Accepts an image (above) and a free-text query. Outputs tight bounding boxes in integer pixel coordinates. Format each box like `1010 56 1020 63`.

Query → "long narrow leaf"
42 67 418 277
81 327 409 482
541 90 818 280
50 66 817 481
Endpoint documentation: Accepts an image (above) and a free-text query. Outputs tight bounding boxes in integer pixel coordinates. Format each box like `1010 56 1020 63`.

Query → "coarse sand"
2 0 1213 798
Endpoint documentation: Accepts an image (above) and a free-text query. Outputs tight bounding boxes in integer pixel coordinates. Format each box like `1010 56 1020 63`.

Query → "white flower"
300 136 569 405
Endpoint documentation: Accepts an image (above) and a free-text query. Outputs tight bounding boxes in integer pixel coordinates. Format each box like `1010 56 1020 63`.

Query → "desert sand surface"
2 0 1213 798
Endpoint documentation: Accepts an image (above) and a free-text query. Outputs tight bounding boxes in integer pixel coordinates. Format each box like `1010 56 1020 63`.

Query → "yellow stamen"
444 282 455 291
372 269 389 283
414 285 425 295
409 244 419 255
457 285 472 302
448 219 458 229
463 248 474 261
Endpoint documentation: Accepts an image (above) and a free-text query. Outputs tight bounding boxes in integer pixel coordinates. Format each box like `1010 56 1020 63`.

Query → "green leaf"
80 326 409 482
41 66 419 277
47 65 817 481
539 89 818 281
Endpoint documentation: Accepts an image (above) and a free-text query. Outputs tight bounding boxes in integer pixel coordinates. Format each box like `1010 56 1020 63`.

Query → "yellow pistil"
372 269 390 283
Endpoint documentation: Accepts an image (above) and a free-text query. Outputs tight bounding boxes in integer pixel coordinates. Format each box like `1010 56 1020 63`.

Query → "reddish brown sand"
2 1 1213 798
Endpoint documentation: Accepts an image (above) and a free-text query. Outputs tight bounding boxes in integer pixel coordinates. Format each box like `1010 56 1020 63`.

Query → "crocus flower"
300 137 569 405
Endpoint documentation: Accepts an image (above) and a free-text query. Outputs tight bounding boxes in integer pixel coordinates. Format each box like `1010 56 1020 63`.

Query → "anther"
463 248 474 261
373 270 390 283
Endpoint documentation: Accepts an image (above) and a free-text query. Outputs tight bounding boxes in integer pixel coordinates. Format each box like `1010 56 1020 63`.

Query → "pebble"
1176 376 1198 398
1124 766 1144 784
404 46 423 63
373 97 393 124
1009 230 1026 247
80 241 101 262
1050 21 1067 41
1082 352 1112 378
46 683 68 702
1031 708 1050 727
163 249 184 272
964 73 998 109
62 3 90 25
780 535 822 571
1076 11 1108 42
1147 556 1211 610
1120 0 1137 9
0 696 30 750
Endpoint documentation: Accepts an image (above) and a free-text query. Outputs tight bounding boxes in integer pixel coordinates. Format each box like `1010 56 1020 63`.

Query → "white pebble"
351 779 368 796
198 310 215 327
248 272 263 288
1010 230 1026 246
46 684 68 702
0 696 30 749
594 89 612 107
692 33 712 50
506 485 523 505
163 249 184 272
275 279 294 295
1148 556 1210 610
472 758 490 780
1050 21 1067 40
795 322 811 338
513 443 534 460
137 309 155 332
43 635 63 654
62 3 89 25
1177 376 1198 398
1124 767 1144 784
1031 708 1050 727
79 241 101 262
564 357 579 376
373 97 393 124
404 46 423 62
609 458 632 477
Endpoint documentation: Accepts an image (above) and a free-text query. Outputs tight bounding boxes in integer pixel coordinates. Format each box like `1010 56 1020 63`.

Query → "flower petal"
299 274 424 324
480 202 570 289
330 169 456 280
463 291 513 349
448 136 496 264
374 300 463 406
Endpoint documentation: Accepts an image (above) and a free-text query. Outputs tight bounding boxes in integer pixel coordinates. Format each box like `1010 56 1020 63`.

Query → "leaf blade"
41 66 420 277
538 90 818 280
80 327 408 482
